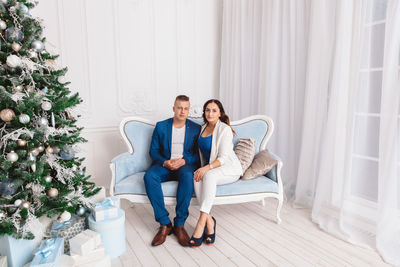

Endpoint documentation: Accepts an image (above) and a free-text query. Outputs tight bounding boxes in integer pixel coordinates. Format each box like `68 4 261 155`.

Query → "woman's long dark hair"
202 99 235 134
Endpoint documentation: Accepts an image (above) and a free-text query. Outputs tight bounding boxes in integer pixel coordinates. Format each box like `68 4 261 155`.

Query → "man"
144 95 201 246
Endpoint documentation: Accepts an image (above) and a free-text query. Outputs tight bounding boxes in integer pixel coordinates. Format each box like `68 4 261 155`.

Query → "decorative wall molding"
34 0 222 187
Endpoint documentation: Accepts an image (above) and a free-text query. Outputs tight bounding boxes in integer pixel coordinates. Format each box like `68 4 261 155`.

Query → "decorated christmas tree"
0 0 99 239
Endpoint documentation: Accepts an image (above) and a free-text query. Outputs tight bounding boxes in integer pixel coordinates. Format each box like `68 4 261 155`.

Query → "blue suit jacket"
149 118 201 167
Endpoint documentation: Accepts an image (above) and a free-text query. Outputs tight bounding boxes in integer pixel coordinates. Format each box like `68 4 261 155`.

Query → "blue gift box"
88 209 125 259
0 234 40 267
30 238 64 267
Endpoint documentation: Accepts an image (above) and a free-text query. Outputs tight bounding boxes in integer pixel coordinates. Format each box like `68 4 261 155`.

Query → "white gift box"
54 255 75 267
71 245 105 265
75 254 111 267
93 204 118 222
0 256 7 267
69 229 102 256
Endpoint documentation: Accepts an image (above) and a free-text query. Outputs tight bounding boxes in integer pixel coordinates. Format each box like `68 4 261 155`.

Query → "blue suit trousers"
144 164 195 226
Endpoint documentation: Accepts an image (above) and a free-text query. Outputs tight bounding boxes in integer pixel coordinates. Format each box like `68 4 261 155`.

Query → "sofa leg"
276 198 283 224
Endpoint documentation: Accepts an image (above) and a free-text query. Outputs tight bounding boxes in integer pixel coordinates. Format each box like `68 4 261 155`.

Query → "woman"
189 99 243 247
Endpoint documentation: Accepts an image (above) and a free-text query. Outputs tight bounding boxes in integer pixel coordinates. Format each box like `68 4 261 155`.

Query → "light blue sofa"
110 115 283 223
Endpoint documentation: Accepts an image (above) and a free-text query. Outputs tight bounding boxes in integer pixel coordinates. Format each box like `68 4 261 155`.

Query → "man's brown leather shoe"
151 223 173 246
174 225 190 247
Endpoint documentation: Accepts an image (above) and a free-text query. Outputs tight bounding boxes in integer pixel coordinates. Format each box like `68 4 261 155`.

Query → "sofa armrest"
111 152 143 185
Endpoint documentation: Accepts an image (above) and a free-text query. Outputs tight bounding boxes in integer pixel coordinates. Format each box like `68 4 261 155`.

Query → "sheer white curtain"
220 0 310 193
219 0 400 264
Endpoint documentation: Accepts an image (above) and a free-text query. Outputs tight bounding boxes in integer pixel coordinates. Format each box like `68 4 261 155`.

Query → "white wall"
32 0 222 187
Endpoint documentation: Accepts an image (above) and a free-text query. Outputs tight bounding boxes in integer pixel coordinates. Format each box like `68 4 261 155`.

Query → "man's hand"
163 158 186 170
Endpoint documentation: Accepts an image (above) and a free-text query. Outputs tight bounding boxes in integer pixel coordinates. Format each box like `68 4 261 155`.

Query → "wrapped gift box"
69 229 102 256
0 256 7 267
88 209 125 259
75 254 111 267
93 199 119 221
30 238 64 267
71 244 105 265
0 234 40 267
50 215 86 253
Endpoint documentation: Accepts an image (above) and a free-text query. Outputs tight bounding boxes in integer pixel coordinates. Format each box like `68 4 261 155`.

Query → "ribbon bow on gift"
95 198 114 209
34 238 56 258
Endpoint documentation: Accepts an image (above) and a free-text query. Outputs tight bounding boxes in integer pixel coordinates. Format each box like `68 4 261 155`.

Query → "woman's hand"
194 166 209 182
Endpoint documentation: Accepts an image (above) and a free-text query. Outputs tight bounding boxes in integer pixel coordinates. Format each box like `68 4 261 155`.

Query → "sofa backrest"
120 115 274 171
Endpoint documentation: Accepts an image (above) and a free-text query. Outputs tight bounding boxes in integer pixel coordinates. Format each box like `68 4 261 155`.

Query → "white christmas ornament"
19 114 30 124
14 199 22 206
6 151 18 162
48 188 58 198
59 211 71 223
41 101 52 111
6 55 21 68
44 175 52 183
0 20 6 30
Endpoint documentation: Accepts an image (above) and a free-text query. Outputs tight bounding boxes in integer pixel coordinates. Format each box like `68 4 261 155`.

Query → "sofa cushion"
242 150 278 180
234 138 256 173
114 172 278 196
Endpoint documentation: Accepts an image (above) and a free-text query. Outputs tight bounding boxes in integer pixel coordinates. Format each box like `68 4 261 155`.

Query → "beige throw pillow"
242 150 278 180
234 138 257 173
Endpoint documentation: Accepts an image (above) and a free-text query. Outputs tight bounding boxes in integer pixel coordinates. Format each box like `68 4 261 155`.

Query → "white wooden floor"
110 199 390 267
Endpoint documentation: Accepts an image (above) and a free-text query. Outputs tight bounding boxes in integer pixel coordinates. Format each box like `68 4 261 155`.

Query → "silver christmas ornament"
1 0 8 5
30 148 39 156
60 146 75 160
6 151 18 162
76 205 86 216
41 101 52 111
31 40 44 52
44 175 52 183
18 114 30 124
37 145 45 152
38 117 48 127
0 20 6 30
15 85 23 92
17 139 27 146
20 200 30 209
11 42 21 52
48 188 58 198
45 146 54 154
28 50 38 60
41 87 48 93
14 199 22 206
6 55 21 68
5 27 23 42
18 3 29 15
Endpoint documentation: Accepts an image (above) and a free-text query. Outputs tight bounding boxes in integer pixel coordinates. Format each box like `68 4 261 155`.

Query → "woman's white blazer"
199 120 243 176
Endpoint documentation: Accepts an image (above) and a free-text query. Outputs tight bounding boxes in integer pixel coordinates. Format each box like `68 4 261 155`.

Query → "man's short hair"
175 95 190 103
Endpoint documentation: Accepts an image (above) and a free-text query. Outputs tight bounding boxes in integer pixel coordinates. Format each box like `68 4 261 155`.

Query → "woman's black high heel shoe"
189 226 206 248
205 217 216 245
